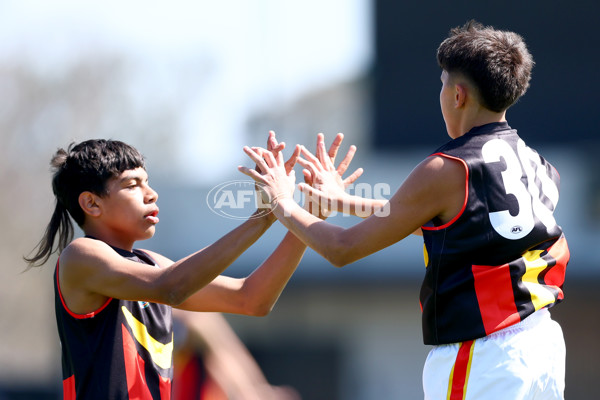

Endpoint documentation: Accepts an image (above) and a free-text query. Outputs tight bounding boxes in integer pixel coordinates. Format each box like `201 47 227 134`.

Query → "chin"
142 227 156 240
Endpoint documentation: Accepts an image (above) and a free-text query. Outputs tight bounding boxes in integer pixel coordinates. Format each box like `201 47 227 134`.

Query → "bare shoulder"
59 240 172 310
58 238 119 313
59 238 117 287
400 155 465 194
398 155 466 225
415 154 466 177
60 237 113 269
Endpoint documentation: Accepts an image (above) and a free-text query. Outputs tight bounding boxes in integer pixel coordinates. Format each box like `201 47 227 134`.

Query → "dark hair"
437 20 534 112
24 139 146 267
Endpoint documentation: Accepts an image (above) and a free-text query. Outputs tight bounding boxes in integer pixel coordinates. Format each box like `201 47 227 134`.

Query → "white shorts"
422 308 565 400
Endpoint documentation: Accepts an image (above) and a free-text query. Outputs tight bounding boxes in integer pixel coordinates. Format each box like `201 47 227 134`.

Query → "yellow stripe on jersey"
122 306 173 369
521 250 556 310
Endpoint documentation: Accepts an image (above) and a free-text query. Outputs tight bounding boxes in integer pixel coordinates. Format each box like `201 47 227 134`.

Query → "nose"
146 185 158 203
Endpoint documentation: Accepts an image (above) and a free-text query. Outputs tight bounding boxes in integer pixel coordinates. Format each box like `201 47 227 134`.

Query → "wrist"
271 196 298 217
250 208 277 228
302 196 329 220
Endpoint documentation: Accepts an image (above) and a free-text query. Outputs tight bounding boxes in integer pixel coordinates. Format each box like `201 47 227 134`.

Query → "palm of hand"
300 133 362 215
311 168 347 197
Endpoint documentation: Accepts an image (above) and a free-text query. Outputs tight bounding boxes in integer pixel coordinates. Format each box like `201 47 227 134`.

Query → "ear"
454 83 467 108
78 192 102 218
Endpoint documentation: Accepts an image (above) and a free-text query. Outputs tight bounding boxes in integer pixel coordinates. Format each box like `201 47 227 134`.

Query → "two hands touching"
239 131 364 219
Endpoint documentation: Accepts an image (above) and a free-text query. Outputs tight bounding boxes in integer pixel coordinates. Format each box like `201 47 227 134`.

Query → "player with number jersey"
239 20 569 399
420 122 568 346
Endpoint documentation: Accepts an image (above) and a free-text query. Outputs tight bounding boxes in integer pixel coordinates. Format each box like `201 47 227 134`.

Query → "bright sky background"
0 0 373 183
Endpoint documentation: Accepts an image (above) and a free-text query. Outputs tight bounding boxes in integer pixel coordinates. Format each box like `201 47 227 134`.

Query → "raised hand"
239 144 297 209
263 130 301 176
297 133 363 216
304 133 363 187
249 131 302 217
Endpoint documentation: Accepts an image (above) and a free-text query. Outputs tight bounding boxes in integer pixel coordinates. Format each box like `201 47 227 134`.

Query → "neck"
457 107 506 137
83 226 135 252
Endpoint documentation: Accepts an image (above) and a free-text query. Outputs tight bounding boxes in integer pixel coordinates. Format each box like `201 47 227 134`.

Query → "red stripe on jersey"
472 263 520 335
62 375 76 400
122 324 153 400
448 340 475 400
159 375 172 400
545 236 569 300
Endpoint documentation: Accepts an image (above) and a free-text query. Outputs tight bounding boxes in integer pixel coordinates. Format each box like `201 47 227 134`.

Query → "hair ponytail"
24 147 74 268
24 200 74 268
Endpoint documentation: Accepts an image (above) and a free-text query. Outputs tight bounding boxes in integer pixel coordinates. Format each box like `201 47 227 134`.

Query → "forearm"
162 213 274 305
171 230 306 314
273 198 350 267
238 230 307 315
338 196 389 219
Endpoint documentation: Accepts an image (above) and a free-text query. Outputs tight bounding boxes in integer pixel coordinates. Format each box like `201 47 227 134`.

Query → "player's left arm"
144 228 306 315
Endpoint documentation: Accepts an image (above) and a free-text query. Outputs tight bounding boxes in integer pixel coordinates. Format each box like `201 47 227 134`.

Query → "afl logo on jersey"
511 225 523 234
138 301 150 309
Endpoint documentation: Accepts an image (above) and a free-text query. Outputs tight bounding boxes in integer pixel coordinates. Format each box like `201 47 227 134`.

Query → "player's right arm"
58 212 274 314
295 135 420 237
151 229 307 316
239 148 465 267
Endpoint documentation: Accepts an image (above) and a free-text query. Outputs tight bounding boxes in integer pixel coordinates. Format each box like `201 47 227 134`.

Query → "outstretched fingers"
238 163 266 183
242 146 276 178
327 132 344 164
267 130 286 156
343 167 364 186
316 134 336 171
336 144 356 176
336 144 363 186
302 168 314 186
284 144 302 174
296 156 320 181
299 145 324 172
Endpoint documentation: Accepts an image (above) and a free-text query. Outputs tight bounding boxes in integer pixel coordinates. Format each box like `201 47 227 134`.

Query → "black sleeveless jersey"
420 122 569 345
55 245 173 399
